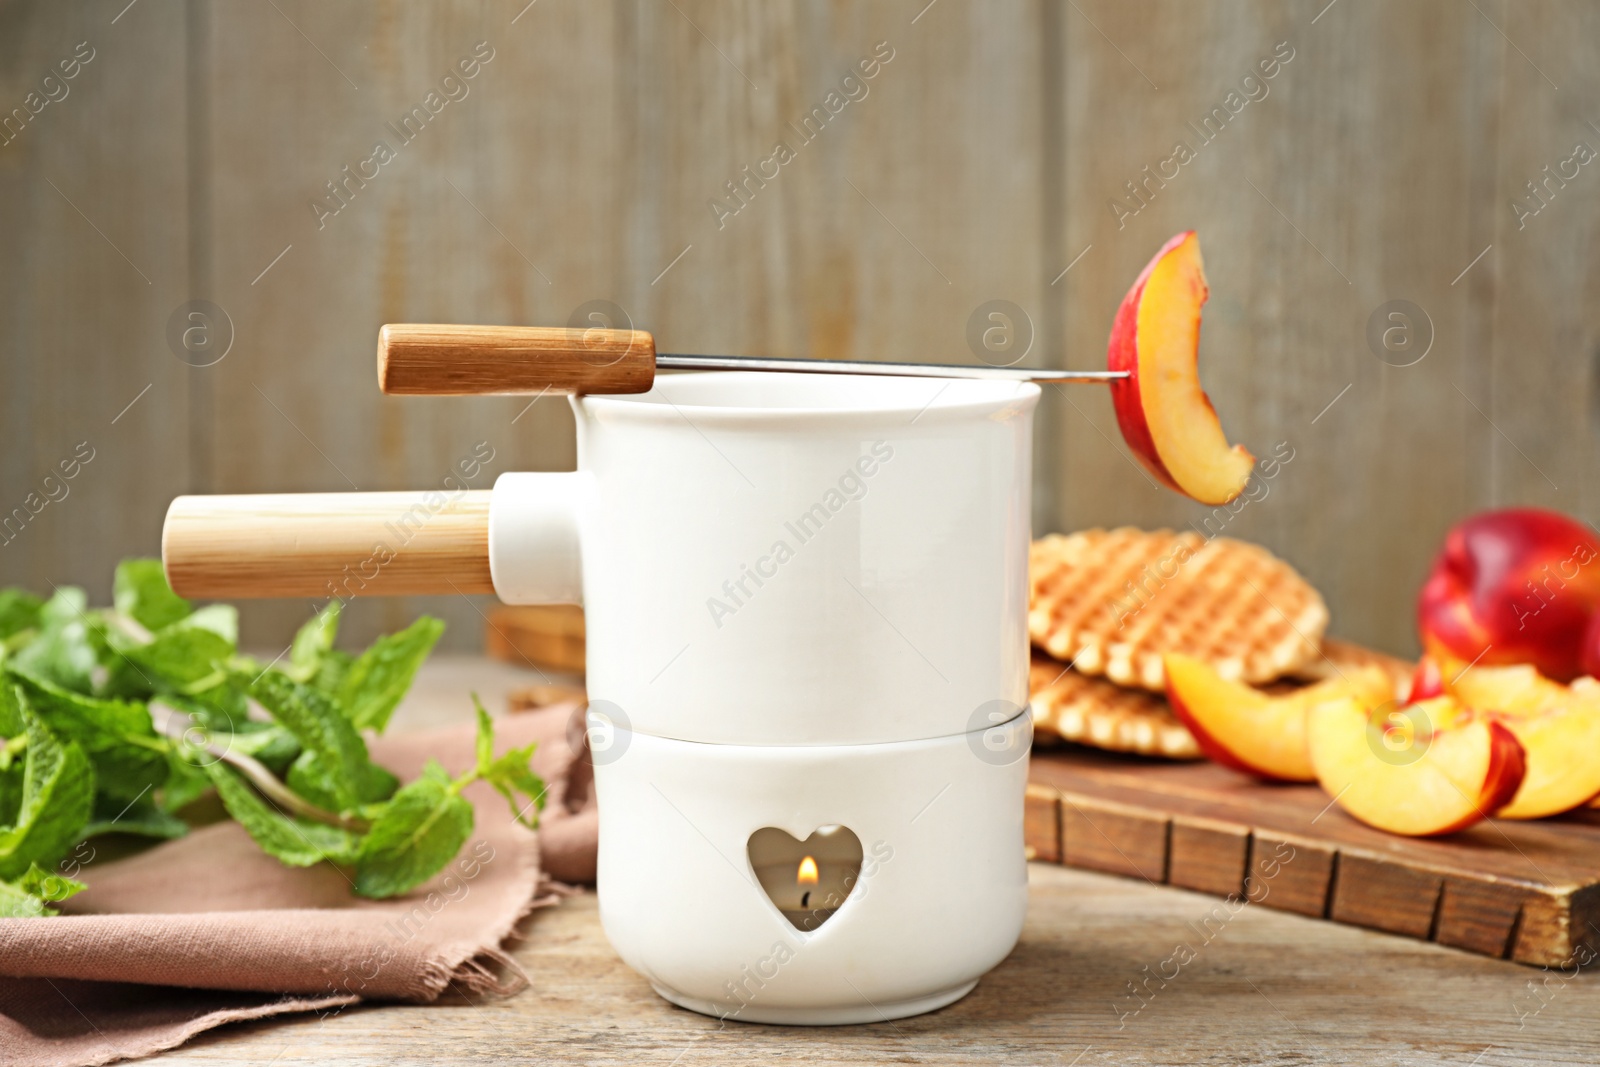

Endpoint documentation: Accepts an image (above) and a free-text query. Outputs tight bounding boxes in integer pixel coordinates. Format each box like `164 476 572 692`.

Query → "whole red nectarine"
1417 508 1600 683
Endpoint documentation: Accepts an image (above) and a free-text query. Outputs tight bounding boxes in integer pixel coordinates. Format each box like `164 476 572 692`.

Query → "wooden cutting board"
486 604 587 675
1025 745 1600 968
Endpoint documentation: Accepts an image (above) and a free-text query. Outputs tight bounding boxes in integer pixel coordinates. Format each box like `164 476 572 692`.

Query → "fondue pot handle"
377 323 656 396
162 474 585 604
162 491 495 599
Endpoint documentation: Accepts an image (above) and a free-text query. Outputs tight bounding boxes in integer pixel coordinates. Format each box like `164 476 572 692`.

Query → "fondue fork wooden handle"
378 324 656 396
377 322 1128 396
162 491 494 599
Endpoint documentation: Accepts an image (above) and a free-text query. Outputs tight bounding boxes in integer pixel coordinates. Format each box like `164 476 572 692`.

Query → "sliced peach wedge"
1307 694 1526 836
1108 231 1255 505
1164 653 1395 782
1445 663 1600 819
1404 656 1446 704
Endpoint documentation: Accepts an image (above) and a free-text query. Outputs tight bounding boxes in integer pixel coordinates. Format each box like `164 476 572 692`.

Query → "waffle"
1029 651 1201 759
1029 528 1328 691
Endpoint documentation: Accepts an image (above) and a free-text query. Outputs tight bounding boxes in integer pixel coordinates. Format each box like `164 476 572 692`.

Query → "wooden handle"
377 323 656 396
163 491 494 599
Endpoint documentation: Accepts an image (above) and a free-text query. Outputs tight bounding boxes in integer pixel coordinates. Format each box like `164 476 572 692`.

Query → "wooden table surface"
160 657 1600 1066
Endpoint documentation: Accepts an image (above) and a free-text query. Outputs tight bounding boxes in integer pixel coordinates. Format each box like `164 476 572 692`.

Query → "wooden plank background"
0 0 1594 654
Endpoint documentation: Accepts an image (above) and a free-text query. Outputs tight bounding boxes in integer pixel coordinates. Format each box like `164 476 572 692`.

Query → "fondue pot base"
589 709 1032 1025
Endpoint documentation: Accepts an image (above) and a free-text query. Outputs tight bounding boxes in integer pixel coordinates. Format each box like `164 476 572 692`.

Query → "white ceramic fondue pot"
163 328 1039 1025
495 371 1036 746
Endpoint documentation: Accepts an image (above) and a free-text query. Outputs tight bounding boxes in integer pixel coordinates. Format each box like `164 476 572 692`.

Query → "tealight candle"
749 825 863 932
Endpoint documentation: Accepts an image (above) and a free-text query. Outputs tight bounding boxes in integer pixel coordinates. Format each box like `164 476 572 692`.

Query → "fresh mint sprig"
0 560 544 912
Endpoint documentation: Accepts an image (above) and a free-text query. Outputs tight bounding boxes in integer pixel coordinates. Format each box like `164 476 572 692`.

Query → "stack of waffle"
1028 528 1410 759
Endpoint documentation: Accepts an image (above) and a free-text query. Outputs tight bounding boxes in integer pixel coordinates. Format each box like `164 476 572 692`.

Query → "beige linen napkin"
0 704 598 1067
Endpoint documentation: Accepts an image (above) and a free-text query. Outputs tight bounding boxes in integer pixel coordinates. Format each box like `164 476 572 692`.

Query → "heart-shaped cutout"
749 825 864 932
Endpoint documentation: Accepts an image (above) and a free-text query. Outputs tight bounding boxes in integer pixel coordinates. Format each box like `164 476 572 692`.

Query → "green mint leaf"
173 604 237 645
113 559 192 632
472 698 544 829
0 877 52 917
203 763 359 867
11 671 167 802
0 682 25 817
96 656 155 701
248 671 373 810
353 762 473 899
158 747 211 813
283 750 339 811
150 692 228 741
485 747 545 829
288 601 341 683
182 678 250 728
16 861 86 903
286 750 396 812
474 698 494 774
10 589 96 693
154 672 251 733
38 587 88 628
83 809 188 840
0 760 20 826
310 649 354 695
0 860 88 915
0 706 95 880
219 721 302 773
124 625 234 688
0 590 43 640
0 750 21 829
336 616 445 732
83 790 189 840
362 762 401 805
0 676 24 739
100 605 238 703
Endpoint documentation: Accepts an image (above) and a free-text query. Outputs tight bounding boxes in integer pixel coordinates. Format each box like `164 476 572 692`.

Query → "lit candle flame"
797 855 819 886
